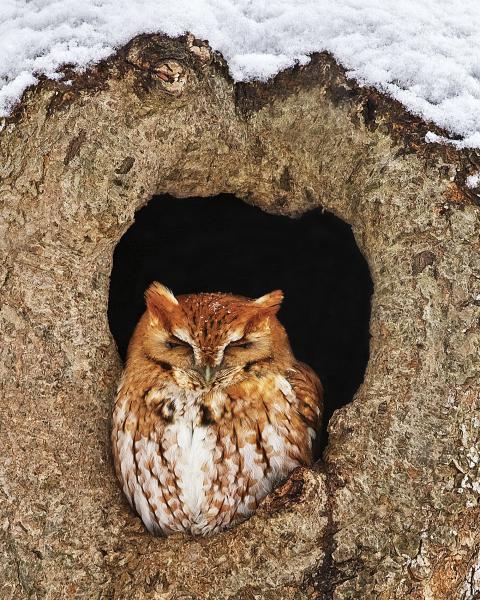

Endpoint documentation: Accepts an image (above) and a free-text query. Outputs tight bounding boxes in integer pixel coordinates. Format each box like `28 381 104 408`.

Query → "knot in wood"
261 467 307 513
152 60 188 95
126 40 189 96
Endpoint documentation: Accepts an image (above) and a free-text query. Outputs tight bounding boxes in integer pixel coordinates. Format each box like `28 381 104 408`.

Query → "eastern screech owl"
112 282 323 536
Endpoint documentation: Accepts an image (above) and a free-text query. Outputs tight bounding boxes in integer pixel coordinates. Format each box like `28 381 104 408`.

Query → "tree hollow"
0 33 479 600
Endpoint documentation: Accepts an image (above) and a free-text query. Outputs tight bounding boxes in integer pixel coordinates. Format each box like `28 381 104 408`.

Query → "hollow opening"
108 194 373 453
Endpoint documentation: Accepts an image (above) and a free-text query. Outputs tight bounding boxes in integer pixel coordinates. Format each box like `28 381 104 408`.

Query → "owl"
112 282 323 536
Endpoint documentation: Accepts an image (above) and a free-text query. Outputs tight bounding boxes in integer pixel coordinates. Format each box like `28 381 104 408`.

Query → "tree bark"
0 33 479 599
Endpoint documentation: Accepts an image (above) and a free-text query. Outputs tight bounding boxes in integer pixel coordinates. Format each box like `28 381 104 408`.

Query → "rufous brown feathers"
253 289 284 315
145 282 180 326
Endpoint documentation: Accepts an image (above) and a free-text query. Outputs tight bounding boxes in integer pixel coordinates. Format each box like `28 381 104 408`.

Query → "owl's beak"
203 365 214 384
196 364 216 384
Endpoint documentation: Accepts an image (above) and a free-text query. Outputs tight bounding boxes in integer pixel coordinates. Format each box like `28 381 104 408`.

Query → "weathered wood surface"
0 34 479 599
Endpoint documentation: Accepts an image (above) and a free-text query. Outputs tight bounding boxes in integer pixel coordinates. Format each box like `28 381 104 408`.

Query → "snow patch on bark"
465 173 480 189
1 1 480 147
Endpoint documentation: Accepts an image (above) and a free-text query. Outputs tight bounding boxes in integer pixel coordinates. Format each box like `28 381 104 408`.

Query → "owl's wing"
286 361 324 435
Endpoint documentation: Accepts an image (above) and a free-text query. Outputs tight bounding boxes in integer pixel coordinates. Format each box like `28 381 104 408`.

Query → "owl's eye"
228 339 253 350
164 336 190 350
164 341 179 349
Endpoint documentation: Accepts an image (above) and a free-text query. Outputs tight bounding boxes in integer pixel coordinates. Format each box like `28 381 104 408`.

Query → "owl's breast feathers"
112 364 323 536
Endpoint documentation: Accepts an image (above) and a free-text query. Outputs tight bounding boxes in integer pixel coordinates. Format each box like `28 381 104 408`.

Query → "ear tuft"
253 290 284 314
145 282 179 323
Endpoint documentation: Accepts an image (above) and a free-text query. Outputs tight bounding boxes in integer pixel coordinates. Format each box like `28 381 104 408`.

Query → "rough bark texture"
1 34 479 599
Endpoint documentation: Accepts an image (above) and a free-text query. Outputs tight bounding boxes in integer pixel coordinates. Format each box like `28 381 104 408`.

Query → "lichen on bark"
0 33 479 599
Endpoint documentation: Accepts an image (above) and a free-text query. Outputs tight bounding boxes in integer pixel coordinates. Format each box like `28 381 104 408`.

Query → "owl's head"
132 282 293 387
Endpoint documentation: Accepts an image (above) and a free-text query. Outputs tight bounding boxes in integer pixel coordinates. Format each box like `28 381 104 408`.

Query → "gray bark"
0 33 479 599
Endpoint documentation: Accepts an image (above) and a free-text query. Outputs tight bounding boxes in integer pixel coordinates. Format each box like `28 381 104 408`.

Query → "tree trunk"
0 34 479 599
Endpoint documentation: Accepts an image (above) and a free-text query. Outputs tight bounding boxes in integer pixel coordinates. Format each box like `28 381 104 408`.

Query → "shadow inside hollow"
108 194 373 455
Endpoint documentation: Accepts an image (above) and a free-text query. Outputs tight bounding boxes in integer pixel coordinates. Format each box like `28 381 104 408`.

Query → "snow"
425 131 480 150
466 173 480 189
1 1 480 147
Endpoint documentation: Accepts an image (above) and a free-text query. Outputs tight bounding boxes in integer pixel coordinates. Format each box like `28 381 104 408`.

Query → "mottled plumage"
112 282 323 535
